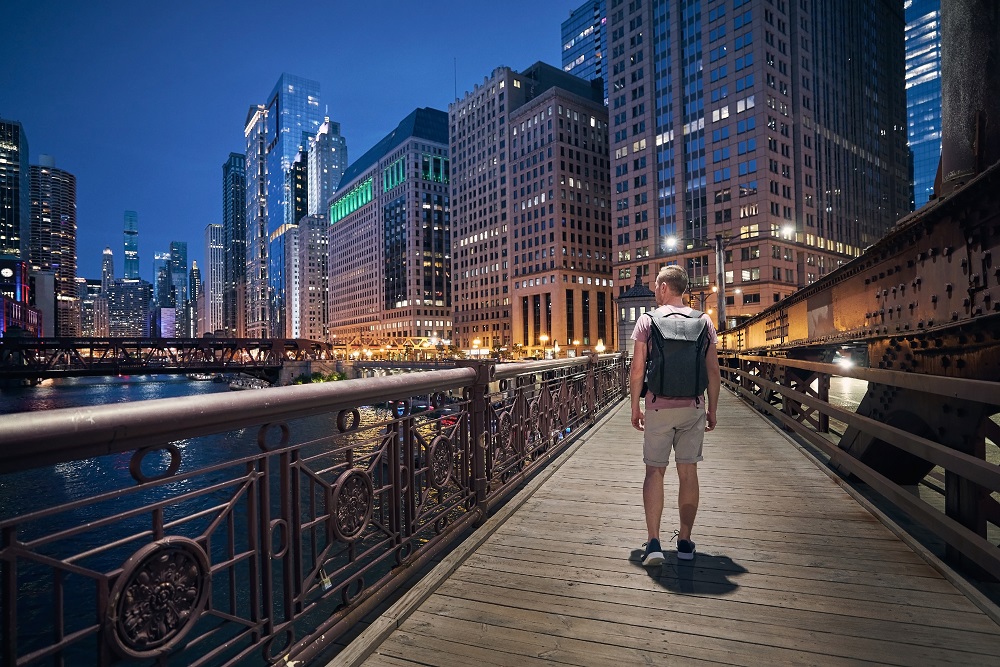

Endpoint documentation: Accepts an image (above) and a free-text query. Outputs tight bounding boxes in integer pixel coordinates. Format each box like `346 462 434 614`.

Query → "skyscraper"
107 279 152 337
204 224 224 335
123 210 139 279
152 251 171 307
308 117 349 215
329 108 452 349
29 155 79 335
449 64 612 354
244 106 269 338
562 1 608 103
189 260 202 337
0 118 30 260
608 0 910 326
905 0 941 209
101 247 114 293
169 241 189 337
78 278 103 337
222 152 247 337
295 215 329 342
265 74 323 338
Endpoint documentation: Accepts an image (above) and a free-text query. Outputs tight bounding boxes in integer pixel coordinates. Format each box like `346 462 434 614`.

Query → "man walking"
630 265 721 565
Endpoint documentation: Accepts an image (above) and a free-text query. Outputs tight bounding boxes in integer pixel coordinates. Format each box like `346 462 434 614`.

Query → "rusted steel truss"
0 338 335 380
0 355 627 667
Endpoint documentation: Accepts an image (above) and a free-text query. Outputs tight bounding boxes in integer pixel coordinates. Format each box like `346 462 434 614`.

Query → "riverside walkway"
336 391 1000 666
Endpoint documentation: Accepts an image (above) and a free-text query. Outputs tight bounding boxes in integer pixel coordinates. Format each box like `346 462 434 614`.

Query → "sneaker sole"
642 552 665 566
677 551 695 561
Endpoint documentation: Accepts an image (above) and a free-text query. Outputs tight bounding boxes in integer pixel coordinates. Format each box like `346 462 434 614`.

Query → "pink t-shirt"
632 305 717 409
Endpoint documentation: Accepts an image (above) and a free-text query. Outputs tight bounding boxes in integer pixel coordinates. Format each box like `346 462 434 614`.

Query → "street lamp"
538 333 549 358
553 340 560 358
472 337 481 358
572 339 581 357
595 339 606 354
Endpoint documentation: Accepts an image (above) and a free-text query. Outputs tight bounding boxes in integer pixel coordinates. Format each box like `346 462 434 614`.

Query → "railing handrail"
733 354 1000 406
720 352 1000 580
0 367 476 473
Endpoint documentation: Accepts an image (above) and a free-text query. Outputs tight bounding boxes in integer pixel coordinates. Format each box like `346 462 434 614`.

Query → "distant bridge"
0 337 335 380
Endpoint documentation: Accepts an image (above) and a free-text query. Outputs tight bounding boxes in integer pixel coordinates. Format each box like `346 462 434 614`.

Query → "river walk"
335 390 1000 666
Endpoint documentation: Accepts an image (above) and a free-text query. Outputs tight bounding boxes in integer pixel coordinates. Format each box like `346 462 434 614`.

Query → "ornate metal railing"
720 353 1000 579
0 355 627 666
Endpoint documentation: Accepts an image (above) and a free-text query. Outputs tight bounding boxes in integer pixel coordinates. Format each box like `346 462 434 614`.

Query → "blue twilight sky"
2 1 584 282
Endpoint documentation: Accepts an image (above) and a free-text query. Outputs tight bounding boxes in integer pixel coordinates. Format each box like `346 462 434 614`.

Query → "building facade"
450 63 613 356
308 117 349 216
905 0 941 209
204 224 224 335
107 279 152 337
78 278 103 337
329 108 452 351
295 214 329 342
169 241 189 337
123 210 139 279
101 247 114 292
562 0 609 103
222 152 247 337
607 0 910 327
245 105 270 338
29 155 79 335
189 260 202 336
0 118 30 260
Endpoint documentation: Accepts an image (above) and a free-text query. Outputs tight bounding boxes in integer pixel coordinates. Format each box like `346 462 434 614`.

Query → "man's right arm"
630 338 648 431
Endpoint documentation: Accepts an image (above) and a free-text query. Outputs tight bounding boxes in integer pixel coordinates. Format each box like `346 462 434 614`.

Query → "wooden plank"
408 595 977 667
398 606 815 667
491 531 941 578
350 392 1000 666
440 575 1000 656
460 552 979 613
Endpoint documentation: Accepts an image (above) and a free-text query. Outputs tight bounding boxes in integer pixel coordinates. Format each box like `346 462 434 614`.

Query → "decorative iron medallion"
428 436 454 489
495 412 513 455
330 469 374 542
105 536 210 659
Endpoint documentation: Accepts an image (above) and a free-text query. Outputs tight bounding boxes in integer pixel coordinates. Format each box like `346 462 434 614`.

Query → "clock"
0 268 13 278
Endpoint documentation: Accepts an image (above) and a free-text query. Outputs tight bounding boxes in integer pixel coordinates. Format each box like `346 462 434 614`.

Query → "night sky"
2 1 582 282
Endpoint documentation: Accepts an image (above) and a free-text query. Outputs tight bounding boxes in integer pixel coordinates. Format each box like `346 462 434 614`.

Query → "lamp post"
595 339 606 354
553 340 560 358
715 233 727 331
472 337 481 358
538 333 549 359
572 339 581 357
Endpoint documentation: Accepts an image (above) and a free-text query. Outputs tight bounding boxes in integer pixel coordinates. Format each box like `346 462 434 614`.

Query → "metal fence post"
459 360 493 520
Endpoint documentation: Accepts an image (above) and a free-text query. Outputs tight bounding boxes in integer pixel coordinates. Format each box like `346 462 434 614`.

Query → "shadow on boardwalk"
338 391 1000 667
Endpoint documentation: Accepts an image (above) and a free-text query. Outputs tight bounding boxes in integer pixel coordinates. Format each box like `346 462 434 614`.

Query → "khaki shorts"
642 404 706 466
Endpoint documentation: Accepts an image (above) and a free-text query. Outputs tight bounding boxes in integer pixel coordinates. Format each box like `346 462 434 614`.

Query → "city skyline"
2 1 583 282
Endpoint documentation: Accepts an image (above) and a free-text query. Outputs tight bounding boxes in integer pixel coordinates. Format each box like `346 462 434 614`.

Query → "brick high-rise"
449 62 613 356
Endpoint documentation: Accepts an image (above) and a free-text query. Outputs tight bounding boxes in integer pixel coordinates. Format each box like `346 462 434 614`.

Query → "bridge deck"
349 391 1000 666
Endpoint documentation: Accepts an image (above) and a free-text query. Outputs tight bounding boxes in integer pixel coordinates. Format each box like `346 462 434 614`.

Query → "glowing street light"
538 333 549 358
595 339 606 354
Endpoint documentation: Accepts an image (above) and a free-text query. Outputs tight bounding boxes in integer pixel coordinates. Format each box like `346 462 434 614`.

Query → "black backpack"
643 308 710 398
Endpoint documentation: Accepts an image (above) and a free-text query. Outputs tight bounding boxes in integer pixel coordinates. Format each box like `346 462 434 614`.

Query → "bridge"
0 336 335 381
1 351 999 666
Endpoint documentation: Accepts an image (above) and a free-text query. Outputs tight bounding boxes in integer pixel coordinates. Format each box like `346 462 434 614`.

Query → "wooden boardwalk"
343 391 1000 666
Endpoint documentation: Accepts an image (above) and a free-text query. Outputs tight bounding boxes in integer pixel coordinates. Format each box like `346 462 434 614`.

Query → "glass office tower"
562 0 608 103
123 210 139 279
905 0 941 209
222 152 247 337
0 118 30 260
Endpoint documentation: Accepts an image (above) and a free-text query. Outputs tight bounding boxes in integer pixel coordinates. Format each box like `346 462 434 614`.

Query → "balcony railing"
0 355 628 666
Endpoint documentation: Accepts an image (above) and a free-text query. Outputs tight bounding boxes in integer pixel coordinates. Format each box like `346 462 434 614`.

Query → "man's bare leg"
676 462 699 541
643 465 666 540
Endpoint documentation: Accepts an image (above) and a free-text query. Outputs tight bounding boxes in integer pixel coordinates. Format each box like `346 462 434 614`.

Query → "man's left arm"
705 341 721 431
